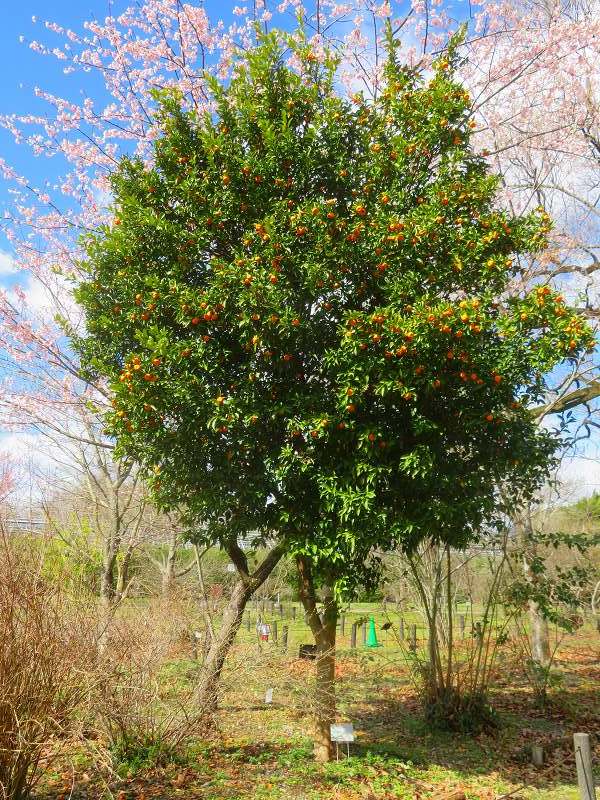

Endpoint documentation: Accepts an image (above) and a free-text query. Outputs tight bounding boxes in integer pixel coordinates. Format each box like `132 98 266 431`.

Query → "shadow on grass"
346 682 600 795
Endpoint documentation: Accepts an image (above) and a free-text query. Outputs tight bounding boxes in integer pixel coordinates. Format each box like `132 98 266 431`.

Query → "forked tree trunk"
197 540 285 712
297 556 338 763
197 577 252 712
162 530 179 595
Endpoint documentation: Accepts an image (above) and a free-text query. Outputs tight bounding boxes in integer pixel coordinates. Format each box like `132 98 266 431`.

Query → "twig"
497 785 528 799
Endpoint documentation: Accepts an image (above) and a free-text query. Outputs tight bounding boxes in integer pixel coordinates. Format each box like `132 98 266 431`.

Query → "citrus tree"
72 27 594 760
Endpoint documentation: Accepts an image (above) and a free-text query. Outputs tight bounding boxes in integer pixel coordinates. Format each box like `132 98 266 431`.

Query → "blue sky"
0 1 235 239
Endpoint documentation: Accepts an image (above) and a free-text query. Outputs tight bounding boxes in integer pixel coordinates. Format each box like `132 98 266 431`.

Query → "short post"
459 615 465 639
350 622 357 649
531 745 544 767
409 624 417 652
278 603 284 618
340 615 346 636
361 623 367 645
246 616 251 632
574 733 597 800
282 625 289 651
273 620 278 643
399 618 405 641
291 606 297 620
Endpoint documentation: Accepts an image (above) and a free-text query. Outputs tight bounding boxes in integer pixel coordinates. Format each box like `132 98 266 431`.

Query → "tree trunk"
196 539 285 713
197 577 251 712
98 548 118 655
100 548 117 607
519 514 552 667
116 544 134 602
314 608 337 762
162 529 178 596
297 556 338 763
529 600 551 666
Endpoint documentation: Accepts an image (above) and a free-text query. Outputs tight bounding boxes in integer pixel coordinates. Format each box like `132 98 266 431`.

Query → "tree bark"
196 540 285 712
162 528 179 595
529 600 551 666
519 515 552 667
100 547 117 607
314 610 336 762
197 576 251 712
116 543 135 601
297 556 338 763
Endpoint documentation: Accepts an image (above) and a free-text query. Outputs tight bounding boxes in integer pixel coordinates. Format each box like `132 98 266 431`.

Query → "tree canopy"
73 28 594 593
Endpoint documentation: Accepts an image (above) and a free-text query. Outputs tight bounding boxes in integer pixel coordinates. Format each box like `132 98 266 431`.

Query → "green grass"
35 604 599 800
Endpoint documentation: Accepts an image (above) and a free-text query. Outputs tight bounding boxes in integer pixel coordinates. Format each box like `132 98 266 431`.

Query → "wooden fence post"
574 733 597 800
282 625 288 651
351 623 357 649
409 624 417 652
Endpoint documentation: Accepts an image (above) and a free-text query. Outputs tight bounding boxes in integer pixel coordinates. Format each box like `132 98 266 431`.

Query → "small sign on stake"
265 688 274 705
330 723 355 760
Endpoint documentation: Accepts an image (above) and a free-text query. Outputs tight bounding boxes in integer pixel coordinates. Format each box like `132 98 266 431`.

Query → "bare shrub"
92 595 208 773
0 535 91 800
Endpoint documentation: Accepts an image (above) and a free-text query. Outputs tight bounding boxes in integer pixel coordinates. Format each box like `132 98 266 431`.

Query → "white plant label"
330 723 354 743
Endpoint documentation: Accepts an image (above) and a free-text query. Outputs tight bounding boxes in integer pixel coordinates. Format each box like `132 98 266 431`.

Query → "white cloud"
557 455 600 501
0 251 16 277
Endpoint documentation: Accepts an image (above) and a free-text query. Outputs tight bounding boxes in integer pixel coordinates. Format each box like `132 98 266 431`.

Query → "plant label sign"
330 723 354 743
265 688 273 704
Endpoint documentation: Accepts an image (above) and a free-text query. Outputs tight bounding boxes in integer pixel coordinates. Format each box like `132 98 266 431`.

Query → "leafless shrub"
0 535 92 800
91 596 209 772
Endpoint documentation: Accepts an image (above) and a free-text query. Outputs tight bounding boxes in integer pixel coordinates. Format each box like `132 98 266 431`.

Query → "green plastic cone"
365 617 380 648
